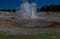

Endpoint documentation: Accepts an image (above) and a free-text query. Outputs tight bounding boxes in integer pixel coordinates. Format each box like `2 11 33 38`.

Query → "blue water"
23 22 52 26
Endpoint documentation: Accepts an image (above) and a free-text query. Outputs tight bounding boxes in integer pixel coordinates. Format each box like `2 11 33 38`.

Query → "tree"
40 5 60 12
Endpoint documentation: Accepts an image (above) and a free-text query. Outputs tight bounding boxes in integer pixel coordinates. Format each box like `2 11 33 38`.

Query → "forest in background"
37 5 60 12
0 5 60 12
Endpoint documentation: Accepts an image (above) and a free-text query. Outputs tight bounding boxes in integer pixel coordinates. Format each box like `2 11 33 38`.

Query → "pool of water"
21 22 53 27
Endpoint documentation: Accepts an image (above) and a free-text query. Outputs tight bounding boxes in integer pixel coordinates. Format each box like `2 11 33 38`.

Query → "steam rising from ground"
16 1 38 19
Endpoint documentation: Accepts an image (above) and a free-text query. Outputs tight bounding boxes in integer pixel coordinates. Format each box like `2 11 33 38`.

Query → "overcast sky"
0 0 60 10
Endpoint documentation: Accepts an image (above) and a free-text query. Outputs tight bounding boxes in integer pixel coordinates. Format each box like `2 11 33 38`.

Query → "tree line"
0 5 60 12
37 5 60 12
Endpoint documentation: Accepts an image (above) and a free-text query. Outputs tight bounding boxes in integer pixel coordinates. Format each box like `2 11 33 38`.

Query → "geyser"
16 1 38 19
15 0 52 27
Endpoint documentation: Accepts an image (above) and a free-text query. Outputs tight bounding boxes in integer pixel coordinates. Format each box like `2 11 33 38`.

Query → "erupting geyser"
16 1 38 19
15 0 52 27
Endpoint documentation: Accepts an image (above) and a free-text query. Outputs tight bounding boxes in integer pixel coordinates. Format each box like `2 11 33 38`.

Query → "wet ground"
0 19 60 34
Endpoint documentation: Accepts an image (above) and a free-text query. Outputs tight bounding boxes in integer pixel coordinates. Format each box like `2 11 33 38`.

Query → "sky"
0 0 60 10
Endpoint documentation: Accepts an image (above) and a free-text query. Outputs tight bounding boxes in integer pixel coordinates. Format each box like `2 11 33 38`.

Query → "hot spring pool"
21 22 53 27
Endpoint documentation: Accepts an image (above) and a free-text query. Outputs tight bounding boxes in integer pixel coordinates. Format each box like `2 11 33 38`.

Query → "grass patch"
0 32 60 39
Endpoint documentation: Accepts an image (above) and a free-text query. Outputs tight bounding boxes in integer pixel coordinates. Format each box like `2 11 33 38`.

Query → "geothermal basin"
14 1 59 28
12 19 55 28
